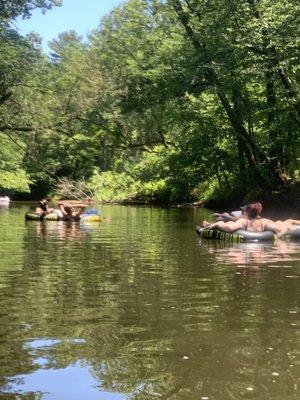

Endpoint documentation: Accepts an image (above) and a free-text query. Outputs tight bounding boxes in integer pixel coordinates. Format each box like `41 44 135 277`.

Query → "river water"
0 203 299 400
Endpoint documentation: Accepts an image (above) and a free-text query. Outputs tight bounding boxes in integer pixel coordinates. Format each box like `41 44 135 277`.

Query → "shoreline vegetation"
1 1 299 211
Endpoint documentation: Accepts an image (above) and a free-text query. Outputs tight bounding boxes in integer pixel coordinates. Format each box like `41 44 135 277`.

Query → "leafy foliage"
0 0 299 202
87 170 137 202
0 0 61 21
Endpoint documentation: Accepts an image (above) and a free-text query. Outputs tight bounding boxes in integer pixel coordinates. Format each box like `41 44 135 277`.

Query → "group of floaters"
23 198 300 240
25 198 104 222
196 202 300 242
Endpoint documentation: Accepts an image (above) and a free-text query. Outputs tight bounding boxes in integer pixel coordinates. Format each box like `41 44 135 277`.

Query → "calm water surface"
0 204 299 400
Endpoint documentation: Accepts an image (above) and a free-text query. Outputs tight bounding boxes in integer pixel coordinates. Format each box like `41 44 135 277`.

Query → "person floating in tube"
35 199 55 217
203 202 300 238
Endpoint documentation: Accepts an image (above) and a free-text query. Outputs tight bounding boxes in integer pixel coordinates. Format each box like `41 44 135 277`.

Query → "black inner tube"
290 226 300 240
196 226 276 242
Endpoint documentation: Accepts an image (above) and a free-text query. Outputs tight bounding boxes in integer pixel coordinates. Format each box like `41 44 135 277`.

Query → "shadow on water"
0 204 299 400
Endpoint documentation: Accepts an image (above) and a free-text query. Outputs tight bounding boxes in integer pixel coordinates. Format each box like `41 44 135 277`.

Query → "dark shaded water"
0 204 299 400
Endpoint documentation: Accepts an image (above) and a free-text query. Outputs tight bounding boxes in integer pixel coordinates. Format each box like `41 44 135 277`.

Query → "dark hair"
245 202 263 219
64 206 73 215
39 199 48 211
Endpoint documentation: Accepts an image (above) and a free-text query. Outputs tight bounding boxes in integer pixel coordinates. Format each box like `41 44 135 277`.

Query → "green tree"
0 0 61 21
0 0 62 193
1 0 299 201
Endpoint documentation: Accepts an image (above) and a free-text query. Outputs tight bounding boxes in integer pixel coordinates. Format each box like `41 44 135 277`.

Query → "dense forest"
0 0 299 205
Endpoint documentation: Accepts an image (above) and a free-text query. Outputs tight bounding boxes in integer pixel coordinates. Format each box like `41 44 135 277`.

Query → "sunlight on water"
0 204 299 399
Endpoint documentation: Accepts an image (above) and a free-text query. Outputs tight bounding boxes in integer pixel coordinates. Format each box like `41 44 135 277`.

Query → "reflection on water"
200 240 300 269
4 364 123 400
0 204 299 400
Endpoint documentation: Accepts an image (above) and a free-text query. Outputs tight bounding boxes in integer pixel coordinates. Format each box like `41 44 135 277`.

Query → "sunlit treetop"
0 0 62 20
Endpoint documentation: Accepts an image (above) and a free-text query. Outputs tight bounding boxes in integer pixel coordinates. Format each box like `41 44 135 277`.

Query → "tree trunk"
277 67 300 126
265 64 284 167
170 0 289 191
247 0 300 126
0 91 12 106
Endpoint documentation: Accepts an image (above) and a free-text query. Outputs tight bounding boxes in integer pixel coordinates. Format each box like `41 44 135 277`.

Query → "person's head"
39 199 48 211
245 202 263 219
64 206 73 216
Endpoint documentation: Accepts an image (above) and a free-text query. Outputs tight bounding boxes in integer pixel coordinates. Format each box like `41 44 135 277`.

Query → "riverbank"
120 187 300 219
10 181 300 219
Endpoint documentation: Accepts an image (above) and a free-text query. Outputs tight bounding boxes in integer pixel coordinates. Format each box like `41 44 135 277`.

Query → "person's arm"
276 228 290 239
204 219 245 233
58 201 89 207
224 215 238 222
59 204 68 216
72 205 87 217
275 224 291 239
286 219 300 225
262 220 289 239
213 212 237 222
262 220 276 231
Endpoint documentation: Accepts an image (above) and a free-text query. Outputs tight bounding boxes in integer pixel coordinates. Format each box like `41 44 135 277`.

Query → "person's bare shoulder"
235 217 247 229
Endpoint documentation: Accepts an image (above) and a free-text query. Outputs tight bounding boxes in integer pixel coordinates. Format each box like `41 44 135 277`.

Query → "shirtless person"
203 202 280 234
57 201 88 221
35 199 54 216
210 203 300 237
